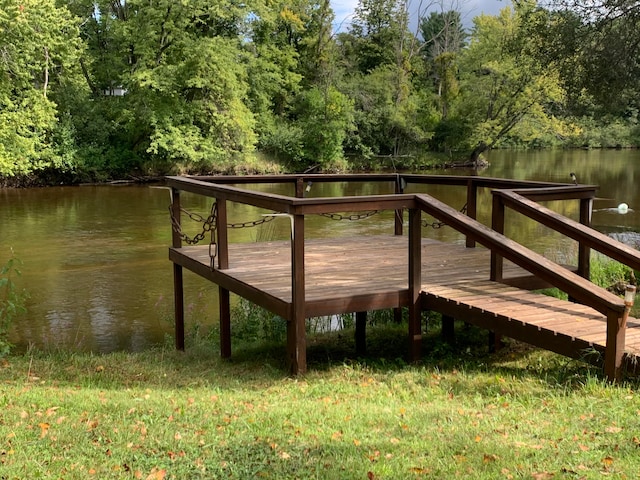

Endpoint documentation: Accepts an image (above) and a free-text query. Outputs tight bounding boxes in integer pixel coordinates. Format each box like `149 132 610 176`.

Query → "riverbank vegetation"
2 0 640 184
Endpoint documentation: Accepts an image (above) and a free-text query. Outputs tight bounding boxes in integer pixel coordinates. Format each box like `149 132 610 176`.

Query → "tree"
420 10 467 119
542 0 640 116
0 0 83 178
454 2 566 162
72 0 258 175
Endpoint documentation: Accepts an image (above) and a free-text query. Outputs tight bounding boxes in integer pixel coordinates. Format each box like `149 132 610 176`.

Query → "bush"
0 252 28 358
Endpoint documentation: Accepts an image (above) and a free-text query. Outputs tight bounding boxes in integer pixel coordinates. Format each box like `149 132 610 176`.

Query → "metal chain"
169 203 281 270
422 203 468 229
227 215 276 229
168 202 217 245
319 211 380 221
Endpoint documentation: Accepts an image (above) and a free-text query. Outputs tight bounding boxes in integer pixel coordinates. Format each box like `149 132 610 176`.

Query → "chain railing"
169 202 281 270
422 203 467 229
319 211 380 221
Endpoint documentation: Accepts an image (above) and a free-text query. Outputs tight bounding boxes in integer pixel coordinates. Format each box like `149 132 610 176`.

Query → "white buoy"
617 203 629 214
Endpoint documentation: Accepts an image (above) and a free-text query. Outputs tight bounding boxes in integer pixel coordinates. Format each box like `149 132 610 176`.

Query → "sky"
330 0 508 33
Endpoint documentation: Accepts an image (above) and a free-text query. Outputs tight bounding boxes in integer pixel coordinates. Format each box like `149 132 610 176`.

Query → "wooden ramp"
170 235 640 373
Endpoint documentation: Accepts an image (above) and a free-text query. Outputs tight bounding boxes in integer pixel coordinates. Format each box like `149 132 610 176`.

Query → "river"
1 149 640 352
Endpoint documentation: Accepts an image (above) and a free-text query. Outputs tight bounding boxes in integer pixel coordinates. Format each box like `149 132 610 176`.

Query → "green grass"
1 323 639 479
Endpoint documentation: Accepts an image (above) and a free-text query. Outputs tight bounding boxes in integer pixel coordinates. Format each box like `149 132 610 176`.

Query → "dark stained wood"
173 264 185 351
356 311 367 355
219 287 231 358
167 174 636 380
408 209 423 362
170 236 640 377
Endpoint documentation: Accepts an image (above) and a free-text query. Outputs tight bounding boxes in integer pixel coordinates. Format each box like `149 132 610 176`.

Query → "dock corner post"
173 264 185 351
604 310 627 382
408 208 422 362
219 287 231 358
605 287 634 381
170 187 185 351
465 179 478 248
289 213 307 375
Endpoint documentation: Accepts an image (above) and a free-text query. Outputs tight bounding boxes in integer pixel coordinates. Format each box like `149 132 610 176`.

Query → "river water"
2 149 640 352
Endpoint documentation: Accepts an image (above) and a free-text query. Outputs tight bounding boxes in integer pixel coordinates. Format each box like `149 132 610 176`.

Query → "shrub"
0 252 28 357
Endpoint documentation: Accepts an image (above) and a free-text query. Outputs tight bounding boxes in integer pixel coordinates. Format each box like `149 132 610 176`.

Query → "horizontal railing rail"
494 188 640 271
413 194 624 316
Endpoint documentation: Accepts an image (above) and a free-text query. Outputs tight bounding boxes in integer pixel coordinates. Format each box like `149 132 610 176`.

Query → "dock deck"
170 235 640 373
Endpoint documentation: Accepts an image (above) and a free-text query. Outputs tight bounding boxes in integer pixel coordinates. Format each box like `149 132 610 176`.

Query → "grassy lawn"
1 323 639 479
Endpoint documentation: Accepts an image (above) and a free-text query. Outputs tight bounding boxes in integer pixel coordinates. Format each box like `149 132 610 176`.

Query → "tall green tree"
74 0 257 175
0 0 83 178
455 2 567 162
420 10 466 119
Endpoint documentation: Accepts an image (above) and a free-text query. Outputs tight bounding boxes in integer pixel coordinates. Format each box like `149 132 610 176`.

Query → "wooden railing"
166 174 633 380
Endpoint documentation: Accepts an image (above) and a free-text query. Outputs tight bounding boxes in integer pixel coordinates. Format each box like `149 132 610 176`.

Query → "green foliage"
453 3 568 159
0 0 83 178
295 86 354 168
0 252 28 357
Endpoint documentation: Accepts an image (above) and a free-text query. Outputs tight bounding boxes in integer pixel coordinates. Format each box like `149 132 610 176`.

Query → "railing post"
296 178 305 198
394 175 404 236
289 213 306 375
604 285 635 381
394 175 405 323
171 188 185 351
215 197 231 358
577 197 592 280
490 192 505 282
604 310 627 382
465 179 478 248
408 207 422 362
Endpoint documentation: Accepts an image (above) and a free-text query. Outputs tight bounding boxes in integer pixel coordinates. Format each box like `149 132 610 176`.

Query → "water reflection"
1 149 640 352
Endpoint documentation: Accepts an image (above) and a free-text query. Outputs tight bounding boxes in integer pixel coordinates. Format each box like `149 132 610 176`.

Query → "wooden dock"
170 236 640 374
166 174 640 381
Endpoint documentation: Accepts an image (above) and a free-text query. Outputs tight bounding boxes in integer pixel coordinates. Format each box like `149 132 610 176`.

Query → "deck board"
170 235 640 371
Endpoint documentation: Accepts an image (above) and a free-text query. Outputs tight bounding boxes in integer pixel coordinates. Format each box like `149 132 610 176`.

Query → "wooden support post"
173 264 185 351
216 198 229 270
604 310 627 382
489 193 505 348
604 286 634 381
442 315 455 344
408 208 422 362
219 287 231 358
465 179 478 248
394 175 404 236
577 197 592 280
393 177 404 324
296 178 305 198
355 311 367 356
288 213 306 375
490 193 505 282
170 188 185 351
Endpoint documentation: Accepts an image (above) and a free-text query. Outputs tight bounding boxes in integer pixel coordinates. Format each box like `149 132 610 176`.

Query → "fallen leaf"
602 456 614 466
278 451 291 459
483 453 498 463
38 422 50 438
367 472 376 480
145 468 166 480
531 473 554 480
